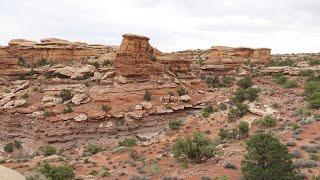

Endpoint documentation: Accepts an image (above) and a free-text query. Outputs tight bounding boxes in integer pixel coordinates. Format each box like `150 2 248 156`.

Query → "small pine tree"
241 133 295 180
144 90 151 101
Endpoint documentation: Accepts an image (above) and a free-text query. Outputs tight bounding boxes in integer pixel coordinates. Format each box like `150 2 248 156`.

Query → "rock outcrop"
115 34 165 77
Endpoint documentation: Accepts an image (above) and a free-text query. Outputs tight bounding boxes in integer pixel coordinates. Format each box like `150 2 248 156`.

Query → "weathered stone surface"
115 34 165 77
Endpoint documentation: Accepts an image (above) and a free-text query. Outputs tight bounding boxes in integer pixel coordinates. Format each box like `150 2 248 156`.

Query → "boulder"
74 114 88 122
71 94 87 105
141 102 152 109
179 95 191 102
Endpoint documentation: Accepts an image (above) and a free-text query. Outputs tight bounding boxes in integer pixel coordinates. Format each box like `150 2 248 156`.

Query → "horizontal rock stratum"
0 34 271 75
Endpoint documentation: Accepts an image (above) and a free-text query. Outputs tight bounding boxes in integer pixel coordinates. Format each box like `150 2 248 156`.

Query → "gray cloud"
0 0 319 53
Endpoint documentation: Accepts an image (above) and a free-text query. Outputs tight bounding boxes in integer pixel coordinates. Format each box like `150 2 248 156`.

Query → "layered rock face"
0 38 114 72
158 46 271 65
115 34 165 77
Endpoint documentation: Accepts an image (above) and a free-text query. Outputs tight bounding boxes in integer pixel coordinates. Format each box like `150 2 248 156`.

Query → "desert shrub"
237 76 252 89
150 55 157 62
172 132 218 163
218 102 228 111
40 162 74 180
291 149 302 158
63 104 73 114
40 145 56 156
283 79 298 88
43 111 55 117
14 140 22 149
18 57 26 66
205 76 234 88
304 81 320 96
238 121 249 137
59 89 72 102
308 58 320 66
227 102 248 122
299 69 315 77
88 61 99 68
86 144 102 155
218 128 238 140
101 104 111 112
89 169 98 176
233 88 260 102
143 90 151 101
35 58 49 67
224 162 237 169
4 143 14 153
103 59 112 66
202 104 215 118
268 59 295 67
292 160 318 168
307 92 320 108
169 119 182 130
101 166 111 177
241 133 295 179
309 153 320 161
255 115 276 128
177 87 187 96
273 74 287 85
118 138 137 147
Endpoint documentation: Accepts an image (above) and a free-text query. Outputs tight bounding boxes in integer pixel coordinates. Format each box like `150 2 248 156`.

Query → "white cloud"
0 0 319 53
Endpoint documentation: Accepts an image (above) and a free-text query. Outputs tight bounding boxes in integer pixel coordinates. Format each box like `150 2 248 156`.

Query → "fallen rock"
141 101 152 109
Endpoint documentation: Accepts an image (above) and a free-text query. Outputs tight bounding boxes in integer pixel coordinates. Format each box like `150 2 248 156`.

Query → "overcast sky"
1 0 320 54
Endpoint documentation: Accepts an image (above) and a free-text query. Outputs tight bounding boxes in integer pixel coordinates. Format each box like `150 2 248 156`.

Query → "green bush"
40 145 56 156
283 80 298 88
237 76 252 89
118 138 137 147
304 81 320 96
241 133 295 179
218 128 238 140
59 89 72 102
234 88 260 102
143 90 151 101
101 105 111 113
299 69 315 77
172 132 218 163
227 102 248 122
35 58 49 67
177 87 187 96
205 76 234 88
4 143 14 153
308 92 320 108
169 119 182 130
238 121 249 137
103 59 112 66
308 58 320 66
86 144 102 155
88 61 100 68
273 74 287 85
202 104 215 118
40 162 74 180
63 104 73 114
268 59 295 66
255 115 276 128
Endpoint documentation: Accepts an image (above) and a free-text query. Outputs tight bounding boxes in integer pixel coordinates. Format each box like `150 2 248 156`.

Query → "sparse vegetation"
227 102 248 122
205 76 234 88
254 115 276 128
101 104 111 113
169 119 182 130
202 103 215 118
63 104 73 114
177 87 187 96
40 162 74 180
143 90 152 101
59 89 72 102
233 88 260 102
40 145 57 156
4 143 15 153
268 59 295 67
241 133 295 179
172 132 218 163
283 79 298 88
86 144 103 155
299 69 315 77
118 138 137 147
237 76 252 89
308 58 320 66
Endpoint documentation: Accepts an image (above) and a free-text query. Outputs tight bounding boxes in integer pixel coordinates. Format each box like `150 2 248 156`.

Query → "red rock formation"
6 38 111 65
115 34 165 77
